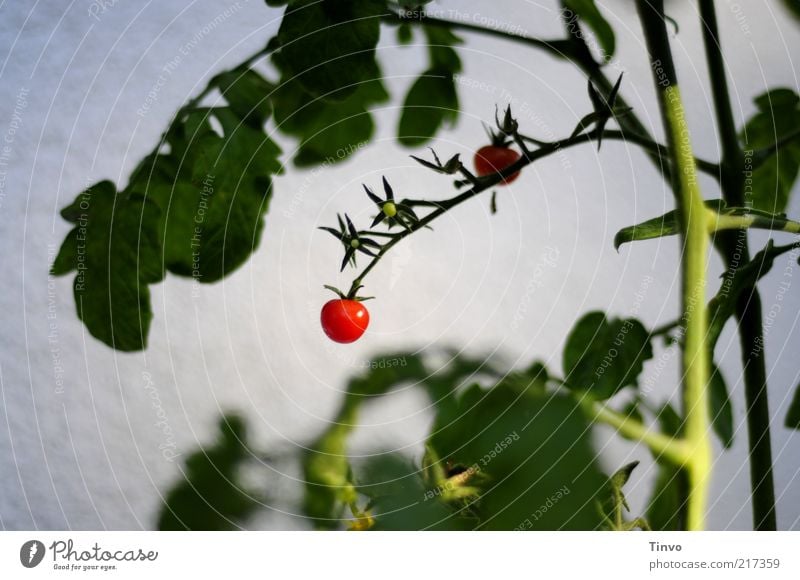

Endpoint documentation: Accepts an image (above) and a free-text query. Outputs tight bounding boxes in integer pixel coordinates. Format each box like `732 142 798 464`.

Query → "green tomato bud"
350 239 360 249
382 202 398 218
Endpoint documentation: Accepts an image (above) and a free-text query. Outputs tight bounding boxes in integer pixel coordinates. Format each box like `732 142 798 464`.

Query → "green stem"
520 129 720 177
698 0 777 530
347 126 622 294
637 0 712 532
383 9 573 56
583 399 690 465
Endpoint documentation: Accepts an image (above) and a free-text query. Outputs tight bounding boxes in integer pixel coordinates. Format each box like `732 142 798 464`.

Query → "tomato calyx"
364 176 419 230
319 213 382 271
323 284 373 302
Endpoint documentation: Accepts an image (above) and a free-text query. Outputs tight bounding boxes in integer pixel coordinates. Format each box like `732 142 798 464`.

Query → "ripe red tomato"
474 145 521 184
320 299 370 343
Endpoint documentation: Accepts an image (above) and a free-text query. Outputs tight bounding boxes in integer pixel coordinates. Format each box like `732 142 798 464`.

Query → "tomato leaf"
397 26 461 147
51 181 163 352
158 415 262 530
562 311 653 400
272 53 389 167
562 0 616 60
709 364 734 449
426 381 607 530
398 72 459 147
302 351 494 527
741 88 800 213
355 454 465 530
129 107 282 282
785 382 800 430
276 0 386 102
707 240 799 349
213 67 273 128
614 199 800 250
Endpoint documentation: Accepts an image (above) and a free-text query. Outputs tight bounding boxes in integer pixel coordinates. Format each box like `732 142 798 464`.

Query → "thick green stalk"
637 0 712 531
698 0 777 530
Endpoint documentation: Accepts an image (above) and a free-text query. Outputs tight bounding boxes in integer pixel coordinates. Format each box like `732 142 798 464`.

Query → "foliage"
741 88 800 213
158 415 262 530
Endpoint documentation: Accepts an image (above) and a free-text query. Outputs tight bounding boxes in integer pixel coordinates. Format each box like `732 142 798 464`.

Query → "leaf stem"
637 0 712 531
382 8 573 57
581 398 690 465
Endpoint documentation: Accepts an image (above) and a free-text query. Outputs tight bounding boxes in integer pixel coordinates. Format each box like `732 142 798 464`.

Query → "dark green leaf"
780 0 800 21
741 88 800 212
355 454 463 530
396 21 413 44
303 351 493 527
426 381 607 530
158 415 262 530
785 382 800 429
708 240 800 348
614 199 800 250
213 67 273 128
709 364 734 449
397 72 459 147
276 0 386 101
563 0 616 59
397 25 461 147
51 181 163 351
272 53 388 166
562 311 653 400
129 107 282 282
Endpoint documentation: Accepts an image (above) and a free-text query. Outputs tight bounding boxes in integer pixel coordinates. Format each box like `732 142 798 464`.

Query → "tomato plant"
44 0 800 533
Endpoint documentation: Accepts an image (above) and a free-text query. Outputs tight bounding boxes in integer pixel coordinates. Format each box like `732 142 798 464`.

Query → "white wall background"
0 0 799 530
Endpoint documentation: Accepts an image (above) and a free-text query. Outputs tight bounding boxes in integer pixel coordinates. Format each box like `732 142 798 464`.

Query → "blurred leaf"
780 0 800 21
355 454 463 530
562 311 653 400
785 382 800 429
398 26 461 147
708 240 799 348
276 0 386 102
563 0 616 59
272 53 388 166
213 67 273 128
397 73 459 147
426 381 607 530
396 21 413 44
709 364 734 448
158 415 262 530
51 181 163 351
646 403 688 531
741 88 800 212
600 461 649 530
303 351 493 527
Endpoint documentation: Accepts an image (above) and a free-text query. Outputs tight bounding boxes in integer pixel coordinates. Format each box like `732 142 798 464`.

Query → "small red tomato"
474 145 521 184
320 299 370 343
